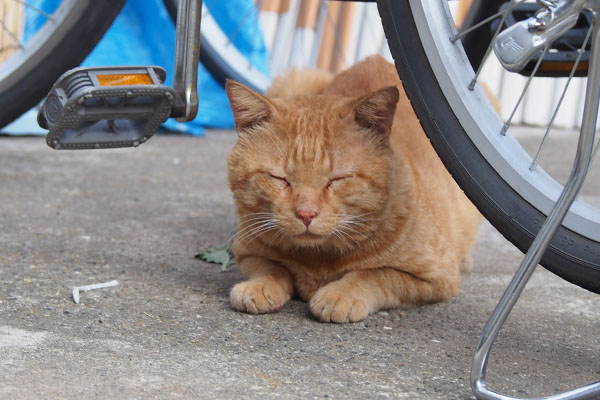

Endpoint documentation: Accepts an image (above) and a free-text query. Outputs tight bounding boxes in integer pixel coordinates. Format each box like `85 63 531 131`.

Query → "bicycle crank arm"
38 66 175 150
172 0 202 122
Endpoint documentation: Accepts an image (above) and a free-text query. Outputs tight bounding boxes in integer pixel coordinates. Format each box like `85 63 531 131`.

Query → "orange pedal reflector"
96 73 153 87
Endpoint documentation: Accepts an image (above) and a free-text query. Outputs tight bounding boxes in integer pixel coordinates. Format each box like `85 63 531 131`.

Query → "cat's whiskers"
338 223 370 241
230 213 281 245
239 215 279 226
339 213 383 242
236 212 278 226
235 222 278 244
235 218 281 245
335 212 384 252
343 218 381 226
343 213 382 226
330 229 353 255
228 218 274 242
223 213 274 239
235 212 278 227
340 214 372 235
348 211 378 219
240 211 278 219
333 226 360 250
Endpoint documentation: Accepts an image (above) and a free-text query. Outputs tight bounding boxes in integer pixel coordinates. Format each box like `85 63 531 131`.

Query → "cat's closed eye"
326 175 353 189
268 173 290 188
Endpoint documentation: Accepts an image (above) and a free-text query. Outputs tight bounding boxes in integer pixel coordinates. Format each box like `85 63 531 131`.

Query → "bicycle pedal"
38 66 176 150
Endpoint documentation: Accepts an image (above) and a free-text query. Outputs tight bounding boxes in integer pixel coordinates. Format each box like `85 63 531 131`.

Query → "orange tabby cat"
225 55 481 323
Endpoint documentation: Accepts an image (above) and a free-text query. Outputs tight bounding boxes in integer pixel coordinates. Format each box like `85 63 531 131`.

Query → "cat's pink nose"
296 209 318 227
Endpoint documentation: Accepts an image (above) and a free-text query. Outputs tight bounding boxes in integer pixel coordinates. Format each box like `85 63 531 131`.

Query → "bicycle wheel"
0 0 126 129
377 0 600 293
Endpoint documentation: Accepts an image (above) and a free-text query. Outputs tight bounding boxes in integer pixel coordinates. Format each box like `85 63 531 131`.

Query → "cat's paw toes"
230 280 289 314
309 289 369 323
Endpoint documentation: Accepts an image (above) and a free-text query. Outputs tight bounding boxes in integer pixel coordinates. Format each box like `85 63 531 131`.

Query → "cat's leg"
309 266 461 323
230 257 294 314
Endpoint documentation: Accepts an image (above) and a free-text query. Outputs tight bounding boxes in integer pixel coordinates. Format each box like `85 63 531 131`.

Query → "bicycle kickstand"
37 0 203 150
472 6 600 399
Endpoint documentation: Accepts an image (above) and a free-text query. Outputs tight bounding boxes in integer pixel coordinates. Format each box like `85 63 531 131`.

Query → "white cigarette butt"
72 280 119 304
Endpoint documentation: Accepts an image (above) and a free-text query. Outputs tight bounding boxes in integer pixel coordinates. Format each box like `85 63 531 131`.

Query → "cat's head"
226 80 399 251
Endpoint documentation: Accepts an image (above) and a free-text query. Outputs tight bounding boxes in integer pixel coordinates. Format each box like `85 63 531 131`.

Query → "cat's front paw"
309 287 370 323
230 279 289 314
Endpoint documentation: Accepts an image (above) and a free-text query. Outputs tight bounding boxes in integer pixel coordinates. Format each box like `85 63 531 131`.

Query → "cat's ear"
226 80 274 133
353 86 399 136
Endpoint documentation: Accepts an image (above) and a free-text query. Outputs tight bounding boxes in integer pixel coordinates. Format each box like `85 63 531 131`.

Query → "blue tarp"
2 0 268 135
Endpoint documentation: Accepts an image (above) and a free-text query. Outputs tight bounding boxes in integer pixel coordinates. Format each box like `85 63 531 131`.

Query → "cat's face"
226 81 399 251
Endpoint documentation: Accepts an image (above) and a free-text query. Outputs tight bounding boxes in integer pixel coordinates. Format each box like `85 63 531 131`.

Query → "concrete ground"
0 128 598 399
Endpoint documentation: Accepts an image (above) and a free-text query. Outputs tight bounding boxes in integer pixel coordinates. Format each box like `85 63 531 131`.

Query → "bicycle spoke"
465 0 526 91
15 0 54 20
450 1 523 43
225 2 257 47
530 24 593 171
500 45 549 136
0 2 21 58
0 20 24 50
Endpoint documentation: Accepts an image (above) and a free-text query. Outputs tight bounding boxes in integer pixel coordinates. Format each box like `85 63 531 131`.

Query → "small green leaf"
195 242 234 271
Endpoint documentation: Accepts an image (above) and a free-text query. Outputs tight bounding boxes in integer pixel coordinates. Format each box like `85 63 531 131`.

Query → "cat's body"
226 56 481 323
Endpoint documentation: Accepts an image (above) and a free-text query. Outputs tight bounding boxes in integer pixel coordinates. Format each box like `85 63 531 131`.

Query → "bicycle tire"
0 0 126 129
377 0 600 293
163 0 270 93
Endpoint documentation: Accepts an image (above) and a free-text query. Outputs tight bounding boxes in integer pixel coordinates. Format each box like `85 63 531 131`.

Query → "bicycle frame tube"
172 0 202 121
